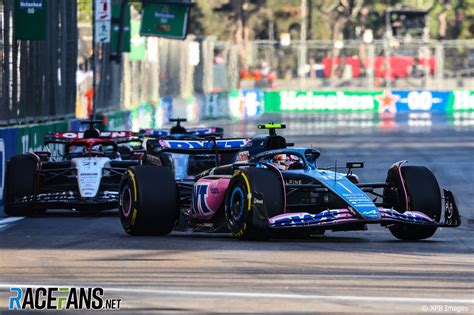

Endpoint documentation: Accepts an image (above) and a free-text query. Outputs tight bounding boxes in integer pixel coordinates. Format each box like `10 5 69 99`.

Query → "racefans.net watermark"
421 304 470 313
8 286 122 311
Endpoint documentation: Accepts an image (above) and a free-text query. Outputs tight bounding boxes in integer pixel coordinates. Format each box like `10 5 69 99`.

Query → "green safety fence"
16 121 68 154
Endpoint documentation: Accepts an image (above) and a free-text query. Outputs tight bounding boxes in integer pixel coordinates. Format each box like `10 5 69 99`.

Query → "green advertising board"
111 4 131 54
140 3 190 39
264 91 383 113
14 0 47 40
447 90 474 112
17 121 67 154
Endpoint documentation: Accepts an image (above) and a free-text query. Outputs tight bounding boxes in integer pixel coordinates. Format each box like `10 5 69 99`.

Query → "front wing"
11 191 119 209
263 189 461 230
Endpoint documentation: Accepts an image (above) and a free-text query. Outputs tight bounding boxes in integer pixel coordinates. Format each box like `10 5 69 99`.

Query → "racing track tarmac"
0 114 473 313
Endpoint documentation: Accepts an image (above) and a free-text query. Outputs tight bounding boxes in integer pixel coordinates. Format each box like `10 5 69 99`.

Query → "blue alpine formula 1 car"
118 124 460 240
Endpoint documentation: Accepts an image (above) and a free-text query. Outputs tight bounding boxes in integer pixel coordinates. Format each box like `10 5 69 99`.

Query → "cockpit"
65 141 118 159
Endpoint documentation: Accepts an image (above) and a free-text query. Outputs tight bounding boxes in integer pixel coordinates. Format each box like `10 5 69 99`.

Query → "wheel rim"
121 185 132 218
229 186 245 222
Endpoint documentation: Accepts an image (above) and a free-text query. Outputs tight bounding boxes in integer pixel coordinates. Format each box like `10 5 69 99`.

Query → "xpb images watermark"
422 304 470 313
9 287 122 311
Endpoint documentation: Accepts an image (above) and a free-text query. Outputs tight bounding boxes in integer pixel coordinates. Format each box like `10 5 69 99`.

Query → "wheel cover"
229 186 245 223
121 185 132 218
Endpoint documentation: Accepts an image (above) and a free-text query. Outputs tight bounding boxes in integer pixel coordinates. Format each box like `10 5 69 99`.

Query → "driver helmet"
271 154 297 170
91 144 103 152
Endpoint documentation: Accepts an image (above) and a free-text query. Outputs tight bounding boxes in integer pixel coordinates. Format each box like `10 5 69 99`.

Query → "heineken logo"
19 0 43 9
154 12 176 20
265 90 474 113
279 91 376 111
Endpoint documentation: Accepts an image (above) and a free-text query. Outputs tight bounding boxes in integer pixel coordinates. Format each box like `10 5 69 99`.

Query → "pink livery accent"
191 177 231 220
397 161 409 211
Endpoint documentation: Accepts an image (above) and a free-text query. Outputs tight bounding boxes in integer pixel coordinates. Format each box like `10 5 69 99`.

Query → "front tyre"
385 165 441 240
225 168 284 240
119 166 179 235
4 154 44 216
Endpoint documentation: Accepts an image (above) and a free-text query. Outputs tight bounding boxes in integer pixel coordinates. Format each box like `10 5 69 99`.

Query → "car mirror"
305 149 320 163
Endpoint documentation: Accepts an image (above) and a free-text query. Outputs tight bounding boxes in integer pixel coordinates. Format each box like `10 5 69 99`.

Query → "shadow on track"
0 217 471 256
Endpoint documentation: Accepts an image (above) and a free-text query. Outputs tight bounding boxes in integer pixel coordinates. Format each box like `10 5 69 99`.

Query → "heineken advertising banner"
264 91 382 113
264 90 474 114
448 90 474 111
140 2 190 39
14 0 47 40
391 90 450 112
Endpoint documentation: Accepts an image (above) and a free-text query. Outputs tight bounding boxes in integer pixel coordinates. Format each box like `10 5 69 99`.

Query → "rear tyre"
119 165 179 235
225 168 284 240
3 155 43 216
386 165 441 240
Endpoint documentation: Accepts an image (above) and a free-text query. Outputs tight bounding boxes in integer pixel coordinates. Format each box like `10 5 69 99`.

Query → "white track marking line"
0 284 472 304
0 217 25 224
0 217 25 231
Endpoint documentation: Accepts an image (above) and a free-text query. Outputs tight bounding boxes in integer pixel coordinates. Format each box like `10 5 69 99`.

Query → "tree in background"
213 0 267 66
187 0 474 41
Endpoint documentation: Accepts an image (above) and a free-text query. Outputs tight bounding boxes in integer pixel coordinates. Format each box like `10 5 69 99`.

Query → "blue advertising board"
241 89 263 118
229 89 264 119
391 90 451 113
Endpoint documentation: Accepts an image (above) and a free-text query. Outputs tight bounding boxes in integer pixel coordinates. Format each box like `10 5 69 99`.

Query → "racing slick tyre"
385 165 441 240
3 155 44 216
119 165 179 235
225 167 284 240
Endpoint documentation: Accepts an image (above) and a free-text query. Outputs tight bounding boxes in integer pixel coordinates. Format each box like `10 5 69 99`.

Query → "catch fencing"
241 39 474 91
118 37 474 102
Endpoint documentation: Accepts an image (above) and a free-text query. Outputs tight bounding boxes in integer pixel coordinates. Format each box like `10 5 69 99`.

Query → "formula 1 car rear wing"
141 118 224 138
141 127 224 138
147 138 249 155
45 131 142 145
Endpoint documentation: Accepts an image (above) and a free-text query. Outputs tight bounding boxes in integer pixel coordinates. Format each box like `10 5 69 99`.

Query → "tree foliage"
188 0 474 40
78 0 474 40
